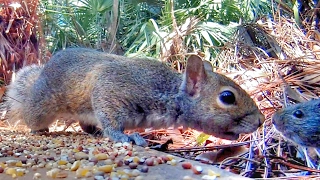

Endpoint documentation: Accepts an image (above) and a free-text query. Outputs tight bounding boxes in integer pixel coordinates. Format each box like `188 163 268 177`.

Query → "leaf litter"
0 5 320 180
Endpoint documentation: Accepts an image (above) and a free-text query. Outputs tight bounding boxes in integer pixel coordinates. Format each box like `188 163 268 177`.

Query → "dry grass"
0 1 319 179
211 16 320 178
0 0 48 86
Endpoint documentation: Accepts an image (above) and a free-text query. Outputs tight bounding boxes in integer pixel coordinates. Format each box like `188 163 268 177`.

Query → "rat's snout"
271 114 278 125
271 110 285 128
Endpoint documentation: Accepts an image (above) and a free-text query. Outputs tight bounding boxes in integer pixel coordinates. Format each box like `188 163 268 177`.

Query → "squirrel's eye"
293 110 304 118
219 90 236 105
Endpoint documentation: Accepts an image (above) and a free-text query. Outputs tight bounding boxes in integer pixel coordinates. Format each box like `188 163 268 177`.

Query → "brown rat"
5 48 264 146
272 99 320 148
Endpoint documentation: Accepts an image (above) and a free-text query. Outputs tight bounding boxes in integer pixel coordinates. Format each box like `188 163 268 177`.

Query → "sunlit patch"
9 2 21 9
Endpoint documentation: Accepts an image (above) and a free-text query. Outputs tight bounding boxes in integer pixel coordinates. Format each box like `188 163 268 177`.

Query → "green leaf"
200 30 213 46
196 133 211 145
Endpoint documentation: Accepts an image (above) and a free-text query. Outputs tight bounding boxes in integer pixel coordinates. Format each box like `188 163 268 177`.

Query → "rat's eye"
293 110 304 118
219 90 236 105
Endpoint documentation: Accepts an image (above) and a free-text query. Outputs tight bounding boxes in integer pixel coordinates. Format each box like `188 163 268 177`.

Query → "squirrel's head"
178 55 265 140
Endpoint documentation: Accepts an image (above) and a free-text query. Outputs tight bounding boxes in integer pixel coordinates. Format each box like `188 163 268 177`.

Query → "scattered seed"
124 158 133 165
104 159 113 165
132 156 139 163
192 165 203 174
166 155 174 161
74 152 89 160
16 168 25 176
202 175 217 180
134 175 144 180
181 162 192 169
46 168 61 178
145 158 154 166
20 158 27 164
95 153 108 160
169 159 177 166
7 151 13 156
98 165 114 173
94 175 104 180
31 165 37 171
138 158 145 165
126 151 133 156
109 155 116 161
33 172 41 179
77 146 84 151
5 168 16 175
45 162 53 169
114 142 123 148
115 160 123 167
6 160 17 166
57 160 68 165
131 169 140 177
208 169 220 177
0 130 210 179
75 168 91 178
70 160 81 171
183 176 195 180
121 174 130 179
129 162 138 169
140 166 148 173
156 157 163 164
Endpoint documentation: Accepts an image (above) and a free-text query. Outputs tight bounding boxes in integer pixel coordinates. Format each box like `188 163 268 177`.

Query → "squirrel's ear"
182 55 207 97
203 60 213 72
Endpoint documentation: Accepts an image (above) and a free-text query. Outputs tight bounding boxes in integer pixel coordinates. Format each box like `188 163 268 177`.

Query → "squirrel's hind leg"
94 109 148 147
79 122 103 137
30 128 49 134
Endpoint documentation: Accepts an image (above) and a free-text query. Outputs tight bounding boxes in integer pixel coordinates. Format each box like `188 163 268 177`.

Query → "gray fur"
272 99 320 147
5 48 264 146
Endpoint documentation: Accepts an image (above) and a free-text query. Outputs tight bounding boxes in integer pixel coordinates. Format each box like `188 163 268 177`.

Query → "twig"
165 141 250 153
272 159 320 173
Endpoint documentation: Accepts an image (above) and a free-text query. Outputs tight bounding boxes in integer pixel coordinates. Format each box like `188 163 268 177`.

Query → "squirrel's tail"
3 64 43 124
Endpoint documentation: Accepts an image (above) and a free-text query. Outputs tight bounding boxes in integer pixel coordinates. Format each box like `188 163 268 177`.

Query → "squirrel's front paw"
30 128 49 134
108 131 131 143
107 130 147 147
129 133 148 147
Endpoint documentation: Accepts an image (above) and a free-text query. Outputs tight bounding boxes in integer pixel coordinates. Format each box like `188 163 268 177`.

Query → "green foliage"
40 0 273 57
121 0 272 58
41 0 113 52
118 1 164 54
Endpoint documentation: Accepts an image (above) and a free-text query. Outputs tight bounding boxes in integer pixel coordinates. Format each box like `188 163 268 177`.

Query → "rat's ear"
316 100 320 109
181 55 207 97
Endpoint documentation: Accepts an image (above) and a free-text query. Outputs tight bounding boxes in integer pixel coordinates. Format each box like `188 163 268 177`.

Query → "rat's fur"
273 99 320 148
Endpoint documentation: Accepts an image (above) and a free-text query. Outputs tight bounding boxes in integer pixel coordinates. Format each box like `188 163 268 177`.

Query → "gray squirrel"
5 48 264 146
272 99 320 148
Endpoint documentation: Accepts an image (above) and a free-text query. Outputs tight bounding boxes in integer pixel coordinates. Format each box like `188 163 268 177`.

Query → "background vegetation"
1 0 320 178
1 0 312 84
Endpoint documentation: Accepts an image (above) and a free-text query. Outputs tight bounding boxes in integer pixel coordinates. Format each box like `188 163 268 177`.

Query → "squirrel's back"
6 48 182 131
